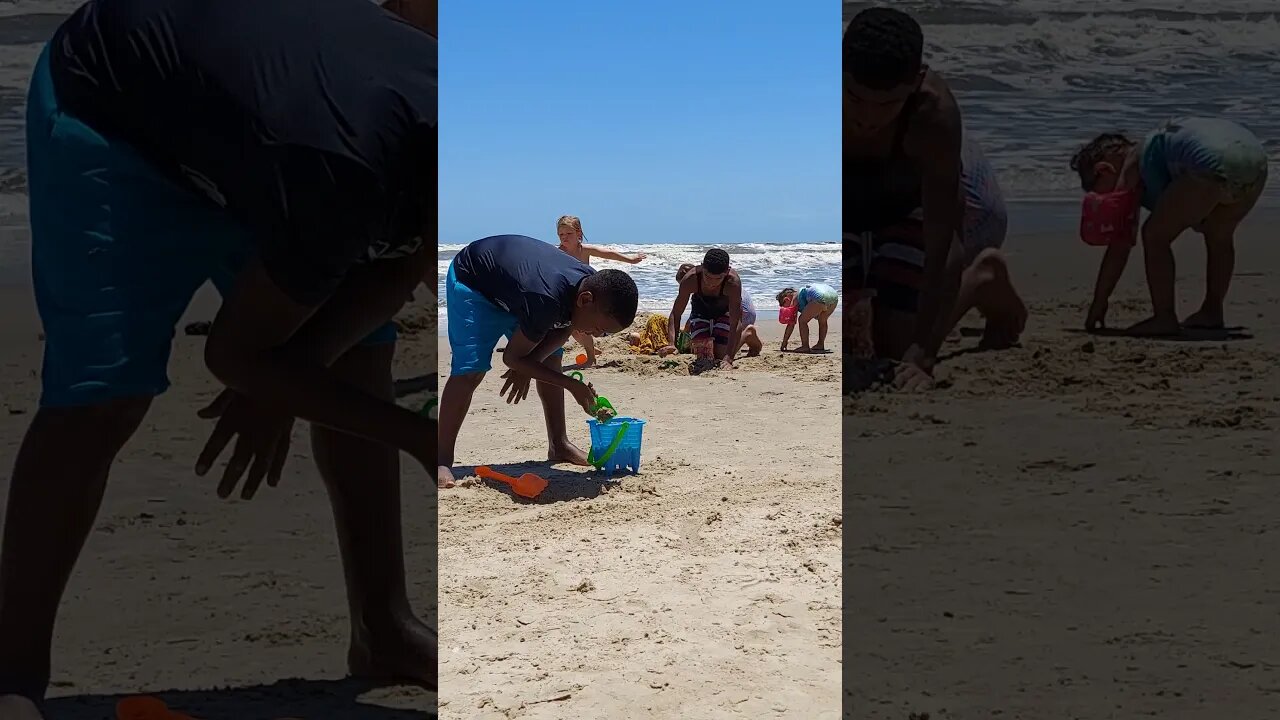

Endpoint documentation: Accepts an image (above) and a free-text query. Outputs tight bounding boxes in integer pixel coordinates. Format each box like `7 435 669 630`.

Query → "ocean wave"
844 0 1280 203
436 241 842 312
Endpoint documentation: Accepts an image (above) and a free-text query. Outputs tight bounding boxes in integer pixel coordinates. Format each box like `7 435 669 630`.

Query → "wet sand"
846 205 1280 718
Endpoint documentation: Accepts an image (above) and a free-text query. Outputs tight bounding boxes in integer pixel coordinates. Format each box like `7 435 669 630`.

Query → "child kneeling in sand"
674 263 761 358
1071 118 1268 336
778 284 838 352
659 250 744 368
437 234 639 488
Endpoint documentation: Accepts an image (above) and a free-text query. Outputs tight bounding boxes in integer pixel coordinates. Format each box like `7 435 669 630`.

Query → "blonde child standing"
556 215 646 366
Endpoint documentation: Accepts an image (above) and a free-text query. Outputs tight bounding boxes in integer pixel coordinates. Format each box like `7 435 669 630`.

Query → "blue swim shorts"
444 261 562 376
25 44 395 408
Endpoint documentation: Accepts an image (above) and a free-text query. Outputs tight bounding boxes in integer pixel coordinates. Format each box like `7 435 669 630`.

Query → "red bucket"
778 305 797 324
1080 190 1139 247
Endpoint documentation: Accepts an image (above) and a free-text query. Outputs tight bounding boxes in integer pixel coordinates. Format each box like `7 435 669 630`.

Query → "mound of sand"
572 315 840 383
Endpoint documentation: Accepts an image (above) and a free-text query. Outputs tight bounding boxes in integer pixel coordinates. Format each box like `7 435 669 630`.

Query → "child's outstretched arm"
1087 243 1132 331
502 329 598 414
585 245 647 264
723 282 744 362
780 313 796 349
665 277 695 350
501 328 577 387
911 107 964 371
204 253 435 471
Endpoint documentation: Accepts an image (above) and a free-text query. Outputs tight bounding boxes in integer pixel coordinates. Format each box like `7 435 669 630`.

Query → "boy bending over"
437 235 639 487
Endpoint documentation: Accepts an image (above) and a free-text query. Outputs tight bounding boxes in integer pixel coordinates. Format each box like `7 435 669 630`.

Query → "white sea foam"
437 241 842 317
845 0 1280 204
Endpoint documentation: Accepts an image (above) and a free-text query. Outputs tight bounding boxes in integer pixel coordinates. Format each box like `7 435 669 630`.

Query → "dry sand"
437 319 843 719
0 282 440 719
846 208 1280 719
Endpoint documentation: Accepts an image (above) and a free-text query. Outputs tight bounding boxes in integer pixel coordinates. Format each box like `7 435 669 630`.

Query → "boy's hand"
499 370 532 404
195 390 295 500
1086 299 1108 332
569 380 598 416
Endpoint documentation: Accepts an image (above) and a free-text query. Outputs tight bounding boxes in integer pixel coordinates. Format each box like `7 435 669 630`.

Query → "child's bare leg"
0 398 151 708
1187 191 1257 329
537 352 589 465
1186 230 1233 329
952 249 1027 349
1129 175 1224 336
798 318 811 351
311 343 434 687
741 325 762 356
436 371 485 487
814 307 834 351
573 330 597 367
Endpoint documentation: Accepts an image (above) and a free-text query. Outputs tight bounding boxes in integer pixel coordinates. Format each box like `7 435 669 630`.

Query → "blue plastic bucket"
587 416 646 475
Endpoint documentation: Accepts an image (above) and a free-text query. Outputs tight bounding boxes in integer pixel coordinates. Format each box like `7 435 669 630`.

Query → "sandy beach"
846 205 1280 718
437 318 843 719
0 279 440 719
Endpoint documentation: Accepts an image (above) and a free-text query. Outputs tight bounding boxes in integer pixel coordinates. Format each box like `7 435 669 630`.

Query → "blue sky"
439 0 839 246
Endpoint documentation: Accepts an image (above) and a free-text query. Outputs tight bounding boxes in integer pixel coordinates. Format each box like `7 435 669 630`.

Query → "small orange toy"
475 465 549 499
575 353 588 365
116 695 296 720
116 696 196 720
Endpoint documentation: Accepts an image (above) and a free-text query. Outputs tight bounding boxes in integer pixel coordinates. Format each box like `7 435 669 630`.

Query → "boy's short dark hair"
702 248 730 274
1070 132 1134 191
582 269 639 327
844 8 924 91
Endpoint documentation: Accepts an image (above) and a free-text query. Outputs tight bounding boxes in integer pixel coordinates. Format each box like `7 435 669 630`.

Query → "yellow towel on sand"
629 314 669 354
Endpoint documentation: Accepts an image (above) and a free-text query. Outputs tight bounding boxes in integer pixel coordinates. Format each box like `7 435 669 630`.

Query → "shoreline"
9 197 1280 290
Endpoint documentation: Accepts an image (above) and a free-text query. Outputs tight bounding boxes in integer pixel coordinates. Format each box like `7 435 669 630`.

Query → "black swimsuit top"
844 93 923 234
690 269 735 319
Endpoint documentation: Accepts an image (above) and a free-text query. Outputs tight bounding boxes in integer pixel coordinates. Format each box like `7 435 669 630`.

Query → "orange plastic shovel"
475 465 548 499
117 696 299 720
116 696 197 720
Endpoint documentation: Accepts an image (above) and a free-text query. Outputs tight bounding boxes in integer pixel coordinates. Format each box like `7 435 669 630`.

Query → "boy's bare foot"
1126 315 1182 337
810 344 827 353
1183 307 1225 329
349 613 438 689
797 345 811 353
437 465 456 488
745 346 762 357
550 440 590 466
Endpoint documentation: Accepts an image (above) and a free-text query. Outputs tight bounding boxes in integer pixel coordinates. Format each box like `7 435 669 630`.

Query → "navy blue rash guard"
49 0 438 304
